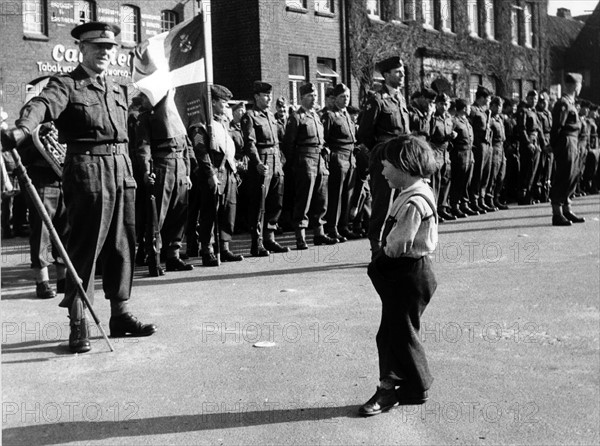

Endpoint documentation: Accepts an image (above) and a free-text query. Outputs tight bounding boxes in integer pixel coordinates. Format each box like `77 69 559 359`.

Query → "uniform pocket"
67 161 101 194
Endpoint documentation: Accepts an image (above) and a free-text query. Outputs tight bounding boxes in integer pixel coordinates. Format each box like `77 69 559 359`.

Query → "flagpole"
201 0 220 265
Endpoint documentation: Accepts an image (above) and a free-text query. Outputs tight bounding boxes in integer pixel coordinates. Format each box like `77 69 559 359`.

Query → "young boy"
360 135 438 417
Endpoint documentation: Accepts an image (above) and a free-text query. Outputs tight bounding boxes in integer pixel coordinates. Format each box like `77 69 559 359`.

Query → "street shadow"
2 404 359 445
439 222 554 235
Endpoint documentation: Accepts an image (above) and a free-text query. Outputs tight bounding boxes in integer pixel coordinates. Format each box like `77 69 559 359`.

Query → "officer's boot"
295 229 308 250
562 204 585 224
552 204 572 226
201 243 219 266
220 241 244 262
313 226 337 246
479 197 495 212
263 230 290 253
69 297 91 354
250 235 269 257
470 200 486 214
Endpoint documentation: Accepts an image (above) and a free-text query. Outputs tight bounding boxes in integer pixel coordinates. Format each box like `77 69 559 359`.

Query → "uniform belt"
296 146 323 155
257 146 276 154
67 142 128 156
153 150 185 159
330 145 354 154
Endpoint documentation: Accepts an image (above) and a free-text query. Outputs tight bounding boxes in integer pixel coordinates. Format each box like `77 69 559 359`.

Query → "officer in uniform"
582 104 599 194
229 101 250 233
283 83 337 249
408 88 436 137
429 92 456 221
550 73 585 226
469 86 494 213
8 22 156 353
241 81 289 255
450 98 476 217
535 91 553 202
357 56 410 256
189 85 244 265
322 83 358 241
501 98 519 205
135 90 194 273
487 96 506 210
516 90 543 205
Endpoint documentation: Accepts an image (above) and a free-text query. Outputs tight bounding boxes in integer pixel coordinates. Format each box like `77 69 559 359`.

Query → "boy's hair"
381 135 437 178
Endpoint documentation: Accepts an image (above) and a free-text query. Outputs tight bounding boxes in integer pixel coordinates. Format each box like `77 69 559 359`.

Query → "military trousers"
431 148 451 209
292 151 329 230
368 145 393 243
469 143 493 202
486 143 506 200
550 135 580 206
199 170 237 245
449 149 473 207
325 150 355 234
519 142 541 195
60 152 136 308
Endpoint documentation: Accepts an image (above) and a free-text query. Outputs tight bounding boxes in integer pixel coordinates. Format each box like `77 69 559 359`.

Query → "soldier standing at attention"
357 56 410 257
7 22 156 353
408 88 436 137
486 96 506 211
322 83 358 242
135 90 194 272
516 90 543 205
549 73 585 226
535 91 554 202
283 83 337 249
469 86 494 214
449 99 476 218
241 82 289 256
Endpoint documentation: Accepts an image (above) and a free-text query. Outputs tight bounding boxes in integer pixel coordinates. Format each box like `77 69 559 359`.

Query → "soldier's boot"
552 204 572 226
69 298 91 354
263 230 290 253
295 229 308 250
201 243 220 267
313 226 337 246
478 197 495 212
250 236 269 257
470 200 486 214
147 254 166 277
562 204 585 223
220 241 244 262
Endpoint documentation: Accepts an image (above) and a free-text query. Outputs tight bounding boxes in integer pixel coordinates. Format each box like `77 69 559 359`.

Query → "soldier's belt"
67 142 128 156
330 145 354 153
256 146 277 154
296 146 323 155
153 150 185 159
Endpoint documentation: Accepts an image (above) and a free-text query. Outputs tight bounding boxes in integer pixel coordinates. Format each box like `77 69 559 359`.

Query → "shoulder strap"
407 192 438 224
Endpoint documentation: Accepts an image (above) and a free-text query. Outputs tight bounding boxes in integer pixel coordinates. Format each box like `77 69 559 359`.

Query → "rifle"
146 159 164 277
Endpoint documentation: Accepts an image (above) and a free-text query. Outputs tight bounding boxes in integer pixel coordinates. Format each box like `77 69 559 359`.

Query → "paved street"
1 196 599 445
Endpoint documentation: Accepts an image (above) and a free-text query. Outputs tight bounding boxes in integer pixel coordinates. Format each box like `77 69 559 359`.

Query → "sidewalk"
2 196 599 445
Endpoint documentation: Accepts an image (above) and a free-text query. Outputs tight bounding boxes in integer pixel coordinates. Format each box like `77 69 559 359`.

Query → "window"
511 6 521 45
289 55 308 106
160 10 178 32
120 5 140 45
315 0 334 14
422 0 434 27
440 0 453 31
484 0 495 39
367 0 381 19
23 0 46 35
394 0 416 21
316 58 339 109
469 74 482 103
286 0 307 10
467 0 479 37
74 1 96 24
524 2 534 47
512 79 522 100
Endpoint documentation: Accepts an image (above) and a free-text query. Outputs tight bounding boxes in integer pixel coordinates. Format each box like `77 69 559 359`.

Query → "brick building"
0 0 196 119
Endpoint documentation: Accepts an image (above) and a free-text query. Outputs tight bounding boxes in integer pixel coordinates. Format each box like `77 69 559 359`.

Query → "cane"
7 147 115 352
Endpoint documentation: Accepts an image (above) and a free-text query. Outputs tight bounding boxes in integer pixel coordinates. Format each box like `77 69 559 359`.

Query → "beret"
231 101 246 112
332 83 350 97
475 85 491 98
275 96 287 106
71 22 120 45
377 56 403 74
526 89 538 97
253 81 273 94
211 84 233 101
435 92 450 103
565 73 583 84
421 87 437 100
299 82 316 96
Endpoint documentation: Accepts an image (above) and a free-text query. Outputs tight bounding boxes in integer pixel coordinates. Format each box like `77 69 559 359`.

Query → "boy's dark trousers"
368 255 437 392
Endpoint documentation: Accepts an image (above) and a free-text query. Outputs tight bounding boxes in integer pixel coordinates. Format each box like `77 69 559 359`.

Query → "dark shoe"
56 278 66 294
484 200 498 212
264 240 291 253
221 250 244 262
358 387 399 417
451 207 467 219
109 312 157 337
314 235 338 246
395 387 428 405
494 200 509 210
339 229 361 240
552 215 572 226
460 204 479 216
479 201 495 212
165 257 194 271
470 202 486 214
202 251 220 267
296 238 309 250
329 233 347 243
36 281 56 299
564 212 585 223
250 241 270 257
69 318 91 353
438 209 457 221
148 263 166 277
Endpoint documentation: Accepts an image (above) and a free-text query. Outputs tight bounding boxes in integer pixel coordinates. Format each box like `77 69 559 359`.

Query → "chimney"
557 8 572 19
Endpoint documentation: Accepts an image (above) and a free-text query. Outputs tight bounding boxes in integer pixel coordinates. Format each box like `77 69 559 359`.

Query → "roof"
546 15 585 48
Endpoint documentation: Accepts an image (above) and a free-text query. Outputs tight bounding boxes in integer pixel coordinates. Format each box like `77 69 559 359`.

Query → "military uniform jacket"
502 114 519 153
451 115 474 151
275 114 287 145
229 121 245 159
536 108 552 149
17 65 128 146
357 85 410 150
516 105 543 150
469 104 492 149
550 96 581 147
321 106 356 152
408 105 432 138
588 117 598 150
241 107 280 164
490 113 506 147
429 112 454 151
282 106 325 159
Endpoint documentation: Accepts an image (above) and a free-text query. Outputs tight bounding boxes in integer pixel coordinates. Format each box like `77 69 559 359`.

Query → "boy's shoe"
36 281 56 299
358 387 399 417
395 387 428 405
